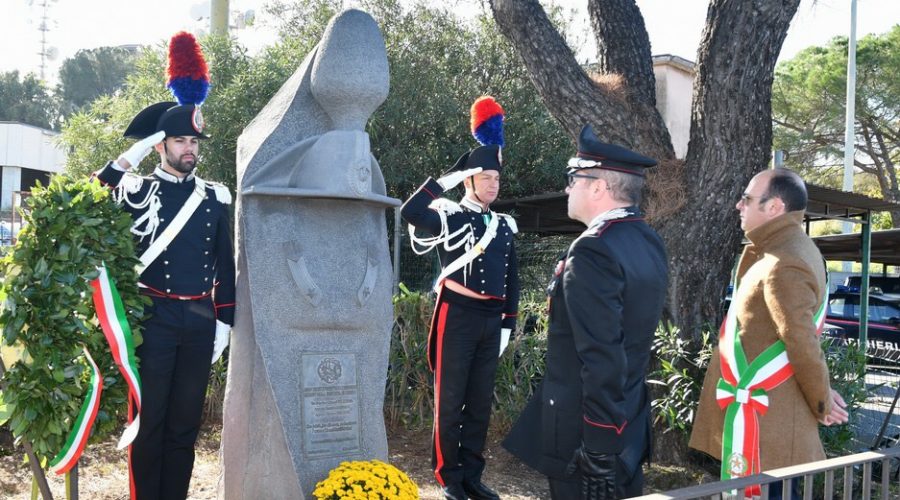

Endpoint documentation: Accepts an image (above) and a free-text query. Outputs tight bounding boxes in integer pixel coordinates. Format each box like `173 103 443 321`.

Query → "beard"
165 149 197 174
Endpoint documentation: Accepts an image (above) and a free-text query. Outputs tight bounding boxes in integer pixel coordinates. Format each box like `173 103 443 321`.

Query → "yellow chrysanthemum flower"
313 459 419 499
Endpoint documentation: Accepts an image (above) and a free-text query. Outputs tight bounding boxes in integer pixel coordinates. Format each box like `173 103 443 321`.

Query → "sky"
2 0 898 83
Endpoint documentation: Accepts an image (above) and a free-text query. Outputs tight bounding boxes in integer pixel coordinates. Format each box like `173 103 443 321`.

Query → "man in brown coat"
689 168 848 496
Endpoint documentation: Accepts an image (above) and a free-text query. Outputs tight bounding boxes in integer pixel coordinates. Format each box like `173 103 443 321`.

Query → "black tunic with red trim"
503 206 667 479
400 177 519 329
94 162 236 325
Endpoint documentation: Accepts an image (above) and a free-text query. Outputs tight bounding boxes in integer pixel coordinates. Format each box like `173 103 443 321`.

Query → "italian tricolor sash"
48 263 142 474
716 272 827 496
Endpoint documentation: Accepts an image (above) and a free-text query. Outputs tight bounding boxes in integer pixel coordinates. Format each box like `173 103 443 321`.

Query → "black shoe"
462 480 500 500
442 482 468 500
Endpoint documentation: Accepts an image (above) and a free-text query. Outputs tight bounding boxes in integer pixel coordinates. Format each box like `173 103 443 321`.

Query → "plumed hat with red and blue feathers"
124 32 211 139
446 96 506 174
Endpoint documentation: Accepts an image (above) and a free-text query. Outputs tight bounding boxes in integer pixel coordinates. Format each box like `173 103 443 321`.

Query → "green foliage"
0 71 59 130
819 339 867 457
648 323 713 437
362 0 573 199
203 351 229 424
491 292 549 431
56 46 138 114
385 283 434 428
773 26 900 225
60 0 572 199
0 175 146 462
59 45 171 179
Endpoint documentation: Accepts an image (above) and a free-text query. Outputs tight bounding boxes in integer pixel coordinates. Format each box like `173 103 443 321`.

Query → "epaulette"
201 179 232 205
118 172 148 195
428 198 462 216
497 213 518 234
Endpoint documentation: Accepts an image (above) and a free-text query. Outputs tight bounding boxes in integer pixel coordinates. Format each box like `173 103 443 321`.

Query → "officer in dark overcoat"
401 97 519 500
503 125 668 499
92 99 234 499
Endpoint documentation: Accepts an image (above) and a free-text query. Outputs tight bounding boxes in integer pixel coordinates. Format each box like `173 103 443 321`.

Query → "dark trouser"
130 297 215 500
431 291 503 487
548 462 644 500
766 478 801 500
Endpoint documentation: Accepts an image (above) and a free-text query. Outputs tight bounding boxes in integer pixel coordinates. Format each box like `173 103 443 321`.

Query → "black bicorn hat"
568 125 657 177
123 102 209 139
444 144 502 175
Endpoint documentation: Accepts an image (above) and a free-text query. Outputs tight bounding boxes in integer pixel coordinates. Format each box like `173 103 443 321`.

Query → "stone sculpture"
220 9 399 499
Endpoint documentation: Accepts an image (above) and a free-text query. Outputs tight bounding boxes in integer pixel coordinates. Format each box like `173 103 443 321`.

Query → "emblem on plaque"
317 357 342 384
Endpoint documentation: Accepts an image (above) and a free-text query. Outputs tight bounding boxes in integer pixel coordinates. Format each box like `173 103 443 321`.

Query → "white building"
0 122 67 210
652 54 695 159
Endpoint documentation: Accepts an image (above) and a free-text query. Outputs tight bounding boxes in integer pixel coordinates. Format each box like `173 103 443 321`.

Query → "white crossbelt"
431 212 499 292
136 178 207 275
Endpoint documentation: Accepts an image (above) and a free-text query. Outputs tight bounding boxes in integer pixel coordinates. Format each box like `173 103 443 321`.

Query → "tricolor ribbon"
48 349 102 474
716 273 827 497
48 263 142 474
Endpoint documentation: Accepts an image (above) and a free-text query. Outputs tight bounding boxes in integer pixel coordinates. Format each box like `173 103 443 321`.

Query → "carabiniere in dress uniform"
401 96 519 500
92 31 235 500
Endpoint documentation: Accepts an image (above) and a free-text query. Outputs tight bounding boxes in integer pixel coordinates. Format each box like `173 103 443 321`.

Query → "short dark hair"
593 168 645 205
764 168 807 212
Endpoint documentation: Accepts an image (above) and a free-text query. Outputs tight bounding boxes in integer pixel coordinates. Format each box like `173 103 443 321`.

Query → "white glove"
211 320 231 364
437 167 482 190
499 328 511 357
117 131 165 170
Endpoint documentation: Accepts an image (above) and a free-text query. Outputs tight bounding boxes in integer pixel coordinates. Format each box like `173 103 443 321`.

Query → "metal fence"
855 358 900 452
635 446 900 499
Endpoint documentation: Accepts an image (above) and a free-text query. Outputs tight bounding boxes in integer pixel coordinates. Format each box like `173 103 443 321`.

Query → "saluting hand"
437 167 482 191
117 131 165 170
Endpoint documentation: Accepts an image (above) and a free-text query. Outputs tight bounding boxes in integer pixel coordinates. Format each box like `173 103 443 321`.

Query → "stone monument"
220 9 399 499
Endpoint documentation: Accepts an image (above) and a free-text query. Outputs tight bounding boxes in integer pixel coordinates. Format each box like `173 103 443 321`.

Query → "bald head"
755 168 808 212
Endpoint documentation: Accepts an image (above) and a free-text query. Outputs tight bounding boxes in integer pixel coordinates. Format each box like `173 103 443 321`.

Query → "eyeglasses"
740 193 770 205
566 173 599 188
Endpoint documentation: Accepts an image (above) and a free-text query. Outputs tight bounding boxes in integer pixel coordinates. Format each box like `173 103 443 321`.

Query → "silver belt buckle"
178 295 191 301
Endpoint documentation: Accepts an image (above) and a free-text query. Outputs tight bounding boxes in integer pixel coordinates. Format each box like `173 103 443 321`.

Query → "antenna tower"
36 0 57 81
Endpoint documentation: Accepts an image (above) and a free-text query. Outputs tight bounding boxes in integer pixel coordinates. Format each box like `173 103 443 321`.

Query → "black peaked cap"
572 125 656 176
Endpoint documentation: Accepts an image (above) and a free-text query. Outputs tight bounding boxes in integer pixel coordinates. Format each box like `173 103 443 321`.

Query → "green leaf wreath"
0 175 147 462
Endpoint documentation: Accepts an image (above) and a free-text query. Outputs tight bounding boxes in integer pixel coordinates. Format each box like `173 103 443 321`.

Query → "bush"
385 283 434 428
492 293 549 431
820 339 867 457
648 322 713 438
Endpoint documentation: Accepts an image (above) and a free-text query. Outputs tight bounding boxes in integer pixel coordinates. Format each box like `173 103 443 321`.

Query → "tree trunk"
488 0 672 157
491 0 801 463
586 0 657 106
666 0 800 340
